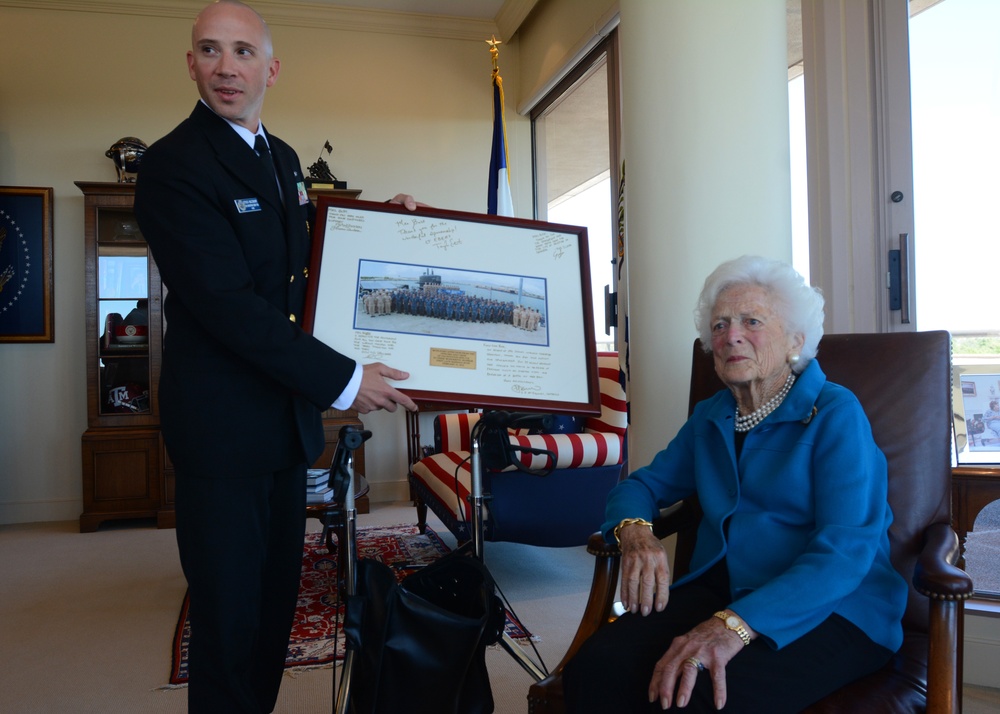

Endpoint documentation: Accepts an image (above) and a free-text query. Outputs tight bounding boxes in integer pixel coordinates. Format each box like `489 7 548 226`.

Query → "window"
798 0 999 598
910 0 1000 598
910 0 1000 339
531 32 620 353
909 0 1000 445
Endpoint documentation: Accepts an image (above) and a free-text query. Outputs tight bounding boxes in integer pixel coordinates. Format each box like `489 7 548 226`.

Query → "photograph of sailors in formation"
353 260 549 346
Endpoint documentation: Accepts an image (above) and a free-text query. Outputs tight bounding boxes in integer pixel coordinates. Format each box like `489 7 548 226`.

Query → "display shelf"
76 181 367 531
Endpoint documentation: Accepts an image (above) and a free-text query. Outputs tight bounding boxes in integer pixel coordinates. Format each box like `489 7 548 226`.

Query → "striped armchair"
408 353 628 547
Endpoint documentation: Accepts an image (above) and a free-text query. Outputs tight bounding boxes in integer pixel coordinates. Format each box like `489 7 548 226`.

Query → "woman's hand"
618 525 671 616
648 616 748 710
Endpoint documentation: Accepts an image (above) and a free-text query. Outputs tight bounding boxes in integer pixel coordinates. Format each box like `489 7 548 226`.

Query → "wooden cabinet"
77 182 367 531
81 428 162 532
77 182 168 531
952 467 1000 574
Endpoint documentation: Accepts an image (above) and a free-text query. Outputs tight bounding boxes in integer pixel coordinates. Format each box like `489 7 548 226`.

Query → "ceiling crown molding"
0 0 499 41
495 0 538 42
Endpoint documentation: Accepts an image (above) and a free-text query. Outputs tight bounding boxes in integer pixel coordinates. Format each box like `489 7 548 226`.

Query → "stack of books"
306 468 334 504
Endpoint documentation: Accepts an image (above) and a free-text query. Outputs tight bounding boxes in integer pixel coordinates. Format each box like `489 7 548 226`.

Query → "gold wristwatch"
713 610 751 646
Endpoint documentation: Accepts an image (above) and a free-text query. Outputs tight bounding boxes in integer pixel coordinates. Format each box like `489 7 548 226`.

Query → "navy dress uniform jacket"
134 101 356 478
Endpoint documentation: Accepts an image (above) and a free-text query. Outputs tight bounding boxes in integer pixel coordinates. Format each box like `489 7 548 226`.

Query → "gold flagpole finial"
486 35 502 74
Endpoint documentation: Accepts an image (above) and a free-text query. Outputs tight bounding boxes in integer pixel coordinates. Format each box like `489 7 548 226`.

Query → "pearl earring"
789 354 801 365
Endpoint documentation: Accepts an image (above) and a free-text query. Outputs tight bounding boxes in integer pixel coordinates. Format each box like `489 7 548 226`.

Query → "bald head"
193 1 273 58
187 0 280 131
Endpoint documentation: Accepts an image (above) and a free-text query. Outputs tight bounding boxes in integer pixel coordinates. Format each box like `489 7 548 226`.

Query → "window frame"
529 30 621 345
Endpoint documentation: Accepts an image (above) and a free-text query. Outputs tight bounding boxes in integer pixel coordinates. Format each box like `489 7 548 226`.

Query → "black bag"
343 548 506 714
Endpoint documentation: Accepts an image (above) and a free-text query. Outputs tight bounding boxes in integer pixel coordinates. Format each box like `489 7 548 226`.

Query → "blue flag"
488 70 513 216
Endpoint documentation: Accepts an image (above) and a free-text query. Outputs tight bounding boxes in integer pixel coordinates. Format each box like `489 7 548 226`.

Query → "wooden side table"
952 466 1000 577
306 474 370 559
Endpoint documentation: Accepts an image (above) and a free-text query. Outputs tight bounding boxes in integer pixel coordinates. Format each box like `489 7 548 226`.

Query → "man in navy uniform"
134 2 418 710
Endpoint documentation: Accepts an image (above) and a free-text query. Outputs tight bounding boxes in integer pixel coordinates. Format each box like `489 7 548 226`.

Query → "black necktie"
254 134 283 202
254 134 276 175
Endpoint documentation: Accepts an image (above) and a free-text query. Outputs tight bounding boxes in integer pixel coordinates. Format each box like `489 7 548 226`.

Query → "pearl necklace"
734 373 797 432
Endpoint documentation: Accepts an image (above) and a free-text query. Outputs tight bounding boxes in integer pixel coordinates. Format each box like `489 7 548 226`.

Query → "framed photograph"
0 186 54 343
952 361 1000 462
304 197 600 414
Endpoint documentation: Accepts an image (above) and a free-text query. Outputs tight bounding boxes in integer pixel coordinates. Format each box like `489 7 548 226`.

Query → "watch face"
726 616 740 628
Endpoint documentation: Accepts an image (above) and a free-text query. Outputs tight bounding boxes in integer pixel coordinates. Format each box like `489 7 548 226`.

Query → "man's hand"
619 525 671 616
351 363 418 414
387 193 426 211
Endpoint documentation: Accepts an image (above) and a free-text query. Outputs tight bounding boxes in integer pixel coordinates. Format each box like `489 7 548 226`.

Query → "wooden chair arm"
527 499 701 714
914 523 973 714
528 533 621 713
913 522 974 600
586 530 619 557
910 523 973 714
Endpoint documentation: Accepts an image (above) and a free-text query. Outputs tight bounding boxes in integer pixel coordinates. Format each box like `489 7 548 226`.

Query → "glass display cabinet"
76 182 368 532
77 181 167 532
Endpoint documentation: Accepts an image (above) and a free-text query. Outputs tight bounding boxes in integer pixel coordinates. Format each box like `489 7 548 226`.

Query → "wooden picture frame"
0 186 54 343
304 197 600 414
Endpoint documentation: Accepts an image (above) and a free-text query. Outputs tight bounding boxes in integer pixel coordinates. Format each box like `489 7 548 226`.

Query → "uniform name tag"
235 197 262 213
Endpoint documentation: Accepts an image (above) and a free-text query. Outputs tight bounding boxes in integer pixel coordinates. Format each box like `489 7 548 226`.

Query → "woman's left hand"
647 616 746 710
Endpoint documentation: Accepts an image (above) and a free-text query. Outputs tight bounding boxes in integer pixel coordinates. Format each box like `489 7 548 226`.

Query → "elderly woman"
563 256 907 713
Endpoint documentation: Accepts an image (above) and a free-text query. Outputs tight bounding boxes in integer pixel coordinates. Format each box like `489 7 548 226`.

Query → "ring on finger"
684 657 705 672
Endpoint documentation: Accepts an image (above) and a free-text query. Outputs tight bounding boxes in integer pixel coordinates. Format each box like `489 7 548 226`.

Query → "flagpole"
487 35 513 217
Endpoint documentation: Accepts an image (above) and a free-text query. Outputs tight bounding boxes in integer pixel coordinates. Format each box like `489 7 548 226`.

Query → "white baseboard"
0 498 81 526
367 479 413 505
965 604 1000 687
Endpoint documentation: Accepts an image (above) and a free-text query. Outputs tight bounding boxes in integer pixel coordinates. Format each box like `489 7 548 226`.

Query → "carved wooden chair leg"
528 532 622 714
414 494 428 534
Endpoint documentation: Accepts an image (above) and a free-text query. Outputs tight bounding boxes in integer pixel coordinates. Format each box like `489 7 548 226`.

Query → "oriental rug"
168 524 529 685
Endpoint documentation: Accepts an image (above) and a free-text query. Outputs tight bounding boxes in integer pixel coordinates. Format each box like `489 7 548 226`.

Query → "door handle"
888 233 913 324
899 232 912 325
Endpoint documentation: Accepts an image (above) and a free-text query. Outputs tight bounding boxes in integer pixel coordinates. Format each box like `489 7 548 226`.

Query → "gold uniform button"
289 314 297 323
289 274 295 283
303 267 309 278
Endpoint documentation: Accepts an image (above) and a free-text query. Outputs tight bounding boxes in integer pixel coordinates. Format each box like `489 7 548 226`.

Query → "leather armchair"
528 332 974 713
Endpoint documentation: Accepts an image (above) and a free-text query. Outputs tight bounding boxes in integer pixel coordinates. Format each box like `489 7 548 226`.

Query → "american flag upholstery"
410 353 627 533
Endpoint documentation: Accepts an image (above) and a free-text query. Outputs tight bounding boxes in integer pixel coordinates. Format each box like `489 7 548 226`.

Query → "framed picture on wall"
304 197 601 415
0 186 54 343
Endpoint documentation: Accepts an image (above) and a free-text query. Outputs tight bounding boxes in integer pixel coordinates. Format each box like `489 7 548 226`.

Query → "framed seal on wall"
0 186 54 343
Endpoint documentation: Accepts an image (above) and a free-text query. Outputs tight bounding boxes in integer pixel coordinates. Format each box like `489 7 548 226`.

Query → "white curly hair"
693 255 825 373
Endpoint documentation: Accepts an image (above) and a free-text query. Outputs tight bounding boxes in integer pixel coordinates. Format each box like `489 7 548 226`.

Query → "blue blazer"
603 359 907 652
135 102 356 477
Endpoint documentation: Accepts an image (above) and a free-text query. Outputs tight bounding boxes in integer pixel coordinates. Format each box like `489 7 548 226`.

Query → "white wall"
619 0 791 468
0 1 532 522
965 605 1000 687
